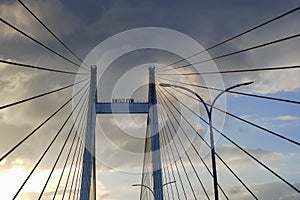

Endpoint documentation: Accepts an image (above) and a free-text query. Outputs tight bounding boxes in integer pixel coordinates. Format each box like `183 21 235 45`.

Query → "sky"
0 0 300 199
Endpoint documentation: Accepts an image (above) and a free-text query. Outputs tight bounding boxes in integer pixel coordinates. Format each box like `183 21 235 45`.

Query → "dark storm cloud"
58 0 298 49
64 0 300 94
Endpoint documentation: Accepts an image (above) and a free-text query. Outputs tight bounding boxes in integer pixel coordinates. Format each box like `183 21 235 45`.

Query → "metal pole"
208 111 219 200
80 66 97 200
159 81 253 200
148 66 164 200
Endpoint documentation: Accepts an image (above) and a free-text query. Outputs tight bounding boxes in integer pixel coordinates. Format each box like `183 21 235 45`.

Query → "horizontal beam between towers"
96 102 149 114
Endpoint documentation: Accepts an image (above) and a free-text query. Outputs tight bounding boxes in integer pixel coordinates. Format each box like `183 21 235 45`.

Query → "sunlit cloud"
276 115 298 121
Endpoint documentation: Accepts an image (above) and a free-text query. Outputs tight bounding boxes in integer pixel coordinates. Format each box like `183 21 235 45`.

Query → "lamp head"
159 83 173 87
239 81 254 87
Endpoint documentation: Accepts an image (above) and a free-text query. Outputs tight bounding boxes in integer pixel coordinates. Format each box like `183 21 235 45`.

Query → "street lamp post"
132 180 176 199
159 81 253 200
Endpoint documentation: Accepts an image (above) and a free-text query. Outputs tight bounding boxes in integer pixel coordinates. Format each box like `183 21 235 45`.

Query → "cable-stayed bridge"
0 1 300 200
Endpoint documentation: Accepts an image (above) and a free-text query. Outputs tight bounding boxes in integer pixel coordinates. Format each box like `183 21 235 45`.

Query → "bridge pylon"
80 66 164 200
80 65 97 200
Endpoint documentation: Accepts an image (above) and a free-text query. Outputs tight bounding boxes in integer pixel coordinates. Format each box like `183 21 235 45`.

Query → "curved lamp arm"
161 180 176 188
159 83 210 116
209 81 254 114
132 180 176 197
132 184 154 196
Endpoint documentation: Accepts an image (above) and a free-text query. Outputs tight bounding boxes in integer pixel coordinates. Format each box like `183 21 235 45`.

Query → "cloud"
0 0 81 43
226 181 300 200
276 115 298 121
1 0 300 200
221 17 300 94
0 157 113 200
0 53 87 163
